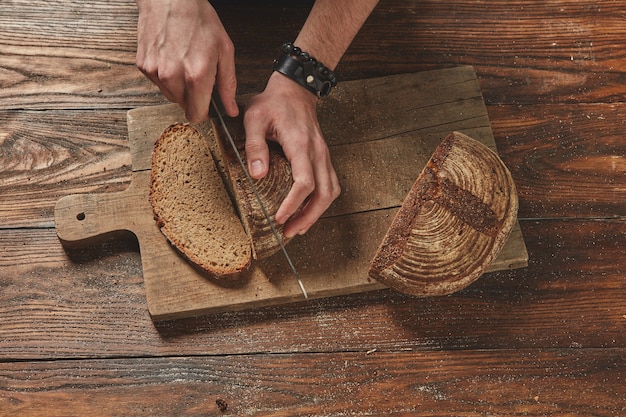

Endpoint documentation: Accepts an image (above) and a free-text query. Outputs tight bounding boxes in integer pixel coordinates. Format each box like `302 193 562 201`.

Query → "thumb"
243 114 270 179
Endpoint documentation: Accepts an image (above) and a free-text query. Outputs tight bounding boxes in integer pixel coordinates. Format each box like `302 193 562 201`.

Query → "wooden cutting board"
54 66 528 321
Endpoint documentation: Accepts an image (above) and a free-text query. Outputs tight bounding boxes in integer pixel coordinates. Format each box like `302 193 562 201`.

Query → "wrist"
266 72 318 106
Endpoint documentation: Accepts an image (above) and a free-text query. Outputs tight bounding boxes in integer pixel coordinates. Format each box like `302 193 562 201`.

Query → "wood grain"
0 110 132 228
0 0 152 110
0 349 623 416
3 1 626 108
3 103 624 226
56 68 525 320
490 104 626 219
1 0 625 414
341 1 626 104
2 0 625 223
0 219 623 360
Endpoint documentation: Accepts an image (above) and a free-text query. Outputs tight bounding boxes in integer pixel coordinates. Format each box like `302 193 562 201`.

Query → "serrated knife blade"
210 97 308 299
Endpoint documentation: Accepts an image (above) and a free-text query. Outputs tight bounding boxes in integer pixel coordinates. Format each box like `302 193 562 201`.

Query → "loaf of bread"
149 123 252 277
369 131 518 296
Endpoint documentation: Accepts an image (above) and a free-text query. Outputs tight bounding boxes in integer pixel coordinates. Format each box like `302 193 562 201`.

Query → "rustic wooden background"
0 0 624 415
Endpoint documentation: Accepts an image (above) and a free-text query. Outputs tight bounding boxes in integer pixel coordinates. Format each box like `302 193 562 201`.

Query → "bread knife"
210 96 308 299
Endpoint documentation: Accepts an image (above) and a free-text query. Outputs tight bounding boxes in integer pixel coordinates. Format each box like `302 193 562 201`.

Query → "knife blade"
210 97 308 299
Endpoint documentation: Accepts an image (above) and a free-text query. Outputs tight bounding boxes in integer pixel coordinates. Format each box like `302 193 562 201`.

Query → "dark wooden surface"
0 1 624 415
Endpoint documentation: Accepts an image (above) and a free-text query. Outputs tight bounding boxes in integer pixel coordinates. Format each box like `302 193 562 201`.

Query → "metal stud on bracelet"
273 42 337 98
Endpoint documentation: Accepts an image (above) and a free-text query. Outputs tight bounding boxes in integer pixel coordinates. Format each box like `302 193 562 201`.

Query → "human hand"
135 0 239 122
244 72 341 238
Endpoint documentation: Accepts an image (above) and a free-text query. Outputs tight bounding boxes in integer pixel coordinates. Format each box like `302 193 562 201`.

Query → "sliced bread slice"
149 123 252 277
369 131 519 296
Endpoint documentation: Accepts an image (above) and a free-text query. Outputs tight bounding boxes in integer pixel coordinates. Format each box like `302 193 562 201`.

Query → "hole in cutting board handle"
76 212 86 221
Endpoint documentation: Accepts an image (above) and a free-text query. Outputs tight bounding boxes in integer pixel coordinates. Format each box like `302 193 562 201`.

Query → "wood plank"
3 1 626 109
341 1 626 105
0 110 132 228
0 349 623 416
0 219 623 360
5 0 626 226
489 104 626 219
0 0 156 111
0 1 310 110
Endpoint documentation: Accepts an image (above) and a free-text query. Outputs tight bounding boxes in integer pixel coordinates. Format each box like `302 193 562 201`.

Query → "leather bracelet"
272 42 338 98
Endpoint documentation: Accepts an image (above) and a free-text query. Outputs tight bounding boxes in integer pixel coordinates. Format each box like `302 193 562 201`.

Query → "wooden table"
1 1 624 415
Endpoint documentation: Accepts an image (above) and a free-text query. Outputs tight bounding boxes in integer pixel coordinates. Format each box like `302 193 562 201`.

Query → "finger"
215 42 239 117
183 69 215 124
136 52 181 106
282 154 341 238
274 151 316 225
243 110 270 179
283 176 341 238
156 59 189 108
154 79 178 105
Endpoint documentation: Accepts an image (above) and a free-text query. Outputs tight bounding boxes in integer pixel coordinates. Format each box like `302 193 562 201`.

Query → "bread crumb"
216 398 228 412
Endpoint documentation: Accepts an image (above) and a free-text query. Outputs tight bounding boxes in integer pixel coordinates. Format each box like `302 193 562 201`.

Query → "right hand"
135 0 239 122
244 72 341 238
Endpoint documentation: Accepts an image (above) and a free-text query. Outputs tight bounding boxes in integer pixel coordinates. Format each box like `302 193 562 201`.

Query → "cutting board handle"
54 173 151 249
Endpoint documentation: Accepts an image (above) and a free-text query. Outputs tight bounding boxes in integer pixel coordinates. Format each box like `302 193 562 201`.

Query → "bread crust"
369 131 519 296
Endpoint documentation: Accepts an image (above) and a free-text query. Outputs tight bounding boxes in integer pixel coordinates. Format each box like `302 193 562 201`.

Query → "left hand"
243 72 341 238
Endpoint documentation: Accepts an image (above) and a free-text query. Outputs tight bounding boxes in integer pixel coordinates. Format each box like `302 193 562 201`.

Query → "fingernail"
231 99 239 116
285 229 306 239
283 224 299 239
250 160 264 177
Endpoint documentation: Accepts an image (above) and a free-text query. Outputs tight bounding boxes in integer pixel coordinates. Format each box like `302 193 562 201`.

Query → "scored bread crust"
369 131 519 296
149 123 252 277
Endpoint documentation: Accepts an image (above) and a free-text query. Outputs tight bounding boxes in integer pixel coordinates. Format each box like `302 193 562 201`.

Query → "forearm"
294 0 379 70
